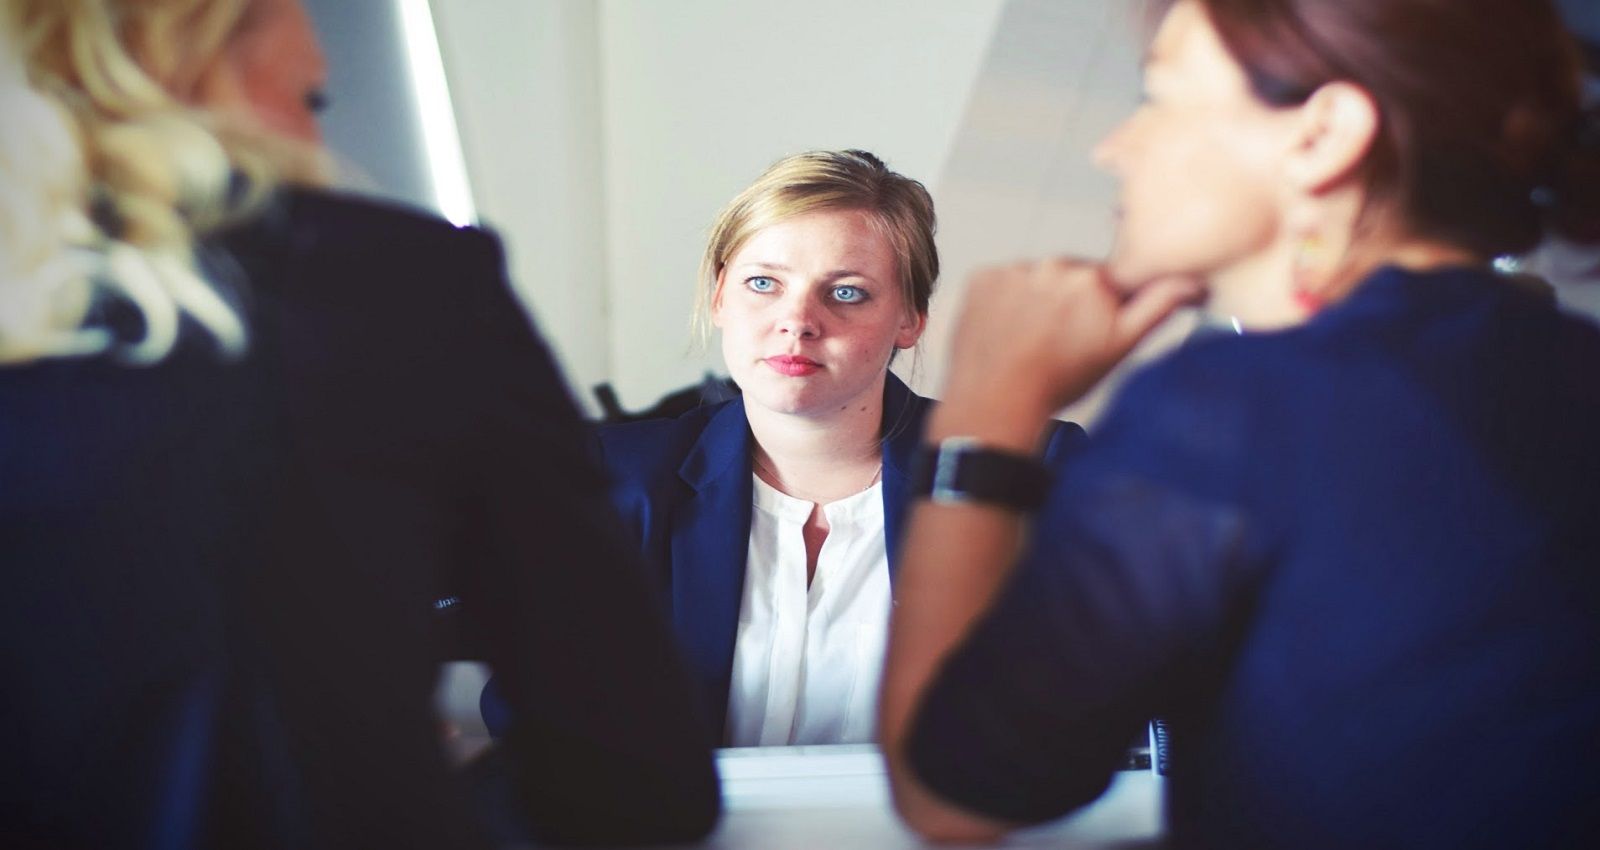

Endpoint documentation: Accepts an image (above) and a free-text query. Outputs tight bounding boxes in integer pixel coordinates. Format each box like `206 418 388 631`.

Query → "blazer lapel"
672 399 754 738
880 373 930 582
875 376 1084 582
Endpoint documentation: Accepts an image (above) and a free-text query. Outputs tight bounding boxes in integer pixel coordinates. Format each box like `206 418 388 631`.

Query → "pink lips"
764 355 822 377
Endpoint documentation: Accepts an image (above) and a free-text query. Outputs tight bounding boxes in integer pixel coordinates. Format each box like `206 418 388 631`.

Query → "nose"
774 296 821 339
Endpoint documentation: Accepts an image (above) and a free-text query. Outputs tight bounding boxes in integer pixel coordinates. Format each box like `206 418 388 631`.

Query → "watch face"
930 437 981 503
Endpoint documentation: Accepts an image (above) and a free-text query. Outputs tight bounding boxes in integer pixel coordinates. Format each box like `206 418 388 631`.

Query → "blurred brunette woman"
881 1 1600 847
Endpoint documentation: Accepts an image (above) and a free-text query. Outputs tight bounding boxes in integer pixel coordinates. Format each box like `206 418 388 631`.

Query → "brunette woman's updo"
1181 0 1600 257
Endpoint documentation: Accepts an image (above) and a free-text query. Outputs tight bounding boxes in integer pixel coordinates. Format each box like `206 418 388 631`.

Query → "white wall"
346 0 1600 420
305 0 437 213
430 0 1007 412
428 1 611 409
595 0 1006 409
914 0 1170 422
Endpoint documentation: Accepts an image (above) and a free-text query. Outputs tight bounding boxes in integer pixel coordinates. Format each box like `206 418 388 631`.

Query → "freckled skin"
713 209 923 419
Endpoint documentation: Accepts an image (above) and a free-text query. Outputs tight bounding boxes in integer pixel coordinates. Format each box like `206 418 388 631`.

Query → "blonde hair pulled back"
695 149 939 343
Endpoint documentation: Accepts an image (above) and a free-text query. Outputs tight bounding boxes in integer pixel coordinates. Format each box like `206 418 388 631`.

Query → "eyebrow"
733 262 875 283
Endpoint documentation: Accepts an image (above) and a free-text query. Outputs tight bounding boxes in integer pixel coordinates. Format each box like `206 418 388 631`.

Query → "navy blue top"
1 189 719 849
597 373 1087 742
907 265 1600 849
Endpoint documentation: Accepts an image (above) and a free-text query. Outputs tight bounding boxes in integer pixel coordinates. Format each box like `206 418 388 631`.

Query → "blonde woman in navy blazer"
597 151 1085 746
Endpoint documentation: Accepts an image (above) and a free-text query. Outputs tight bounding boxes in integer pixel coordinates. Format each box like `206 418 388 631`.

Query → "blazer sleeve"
903 354 1262 824
449 230 720 845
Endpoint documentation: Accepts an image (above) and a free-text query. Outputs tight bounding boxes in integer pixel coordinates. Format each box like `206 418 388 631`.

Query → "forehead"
729 209 896 271
1142 0 1265 112
1146 1 1235 79
235 0 326 71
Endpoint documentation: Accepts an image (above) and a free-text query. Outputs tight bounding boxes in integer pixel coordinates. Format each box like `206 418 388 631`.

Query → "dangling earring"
1291 232 1332 315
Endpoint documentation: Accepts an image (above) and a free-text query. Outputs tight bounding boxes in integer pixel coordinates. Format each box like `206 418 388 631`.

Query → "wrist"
928 395 1053 455
912 436 1053 511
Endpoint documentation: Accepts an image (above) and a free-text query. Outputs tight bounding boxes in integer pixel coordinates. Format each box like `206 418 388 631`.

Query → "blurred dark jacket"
0 189 719 849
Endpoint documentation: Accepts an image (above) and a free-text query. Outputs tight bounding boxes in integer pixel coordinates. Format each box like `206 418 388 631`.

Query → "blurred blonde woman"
0 1 717 847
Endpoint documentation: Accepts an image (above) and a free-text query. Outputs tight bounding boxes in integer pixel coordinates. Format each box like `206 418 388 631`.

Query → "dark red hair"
1171 0 1600 256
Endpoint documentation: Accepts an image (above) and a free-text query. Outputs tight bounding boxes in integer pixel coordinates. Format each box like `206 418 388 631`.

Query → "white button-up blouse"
723 474 892 747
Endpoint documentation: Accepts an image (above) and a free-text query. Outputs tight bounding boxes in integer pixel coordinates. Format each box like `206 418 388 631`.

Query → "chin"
1106 246 1208 293
741 379 823 417
1104 252 1157 289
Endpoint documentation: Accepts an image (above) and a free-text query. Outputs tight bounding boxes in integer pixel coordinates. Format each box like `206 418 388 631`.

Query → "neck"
1366 239 1482 276
1210 204 1483 331
1320 235 1483 310
747 377 886 505
1208 239 1301 329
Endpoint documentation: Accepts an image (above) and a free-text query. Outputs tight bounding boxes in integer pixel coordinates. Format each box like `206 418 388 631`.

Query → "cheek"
1171 156 1276 234
718 327 758 385
229 29 323 143
1190 129 1281 240
717 304 774 362
1117 124 1281 278
717 319 751 357
836 313 906 362
713 296 764 338
234 70 318 141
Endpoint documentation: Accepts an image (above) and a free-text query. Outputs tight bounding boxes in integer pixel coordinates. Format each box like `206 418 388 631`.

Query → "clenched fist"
935 260 1202 448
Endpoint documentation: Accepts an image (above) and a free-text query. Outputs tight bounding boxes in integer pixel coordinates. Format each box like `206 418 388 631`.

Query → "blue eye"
746 276 777 293
831 285 867 303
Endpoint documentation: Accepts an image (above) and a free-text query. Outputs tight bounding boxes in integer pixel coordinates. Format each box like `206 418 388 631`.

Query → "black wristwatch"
911 436 1052 511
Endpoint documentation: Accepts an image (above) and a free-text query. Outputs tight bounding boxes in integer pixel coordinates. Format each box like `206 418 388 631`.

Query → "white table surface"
625 744 1165 850
446 662 1166 849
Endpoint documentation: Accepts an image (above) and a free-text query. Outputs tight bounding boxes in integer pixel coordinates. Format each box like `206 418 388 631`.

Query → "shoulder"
1117 333 1263 409
1042 418 1088 465
598 400 739 484
275 187 498 255
211 187 505 299
884 379 1087 469
1074 335 1270 495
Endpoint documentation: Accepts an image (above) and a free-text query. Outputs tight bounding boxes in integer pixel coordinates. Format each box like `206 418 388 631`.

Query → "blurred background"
305 0 1600 422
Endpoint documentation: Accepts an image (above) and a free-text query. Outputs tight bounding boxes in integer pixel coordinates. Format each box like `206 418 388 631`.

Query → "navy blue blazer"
906 265 1600 849
597 373 1087 740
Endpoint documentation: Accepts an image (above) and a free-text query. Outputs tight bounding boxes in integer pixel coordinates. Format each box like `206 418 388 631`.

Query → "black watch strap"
911 437 1052 511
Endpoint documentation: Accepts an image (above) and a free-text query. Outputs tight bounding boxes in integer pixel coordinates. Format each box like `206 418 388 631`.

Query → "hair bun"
843 149 887 171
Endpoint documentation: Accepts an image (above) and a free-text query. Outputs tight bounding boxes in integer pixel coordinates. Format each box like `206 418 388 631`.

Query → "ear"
1284 81 1380 195
894 310 927 350
710 269 728 329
